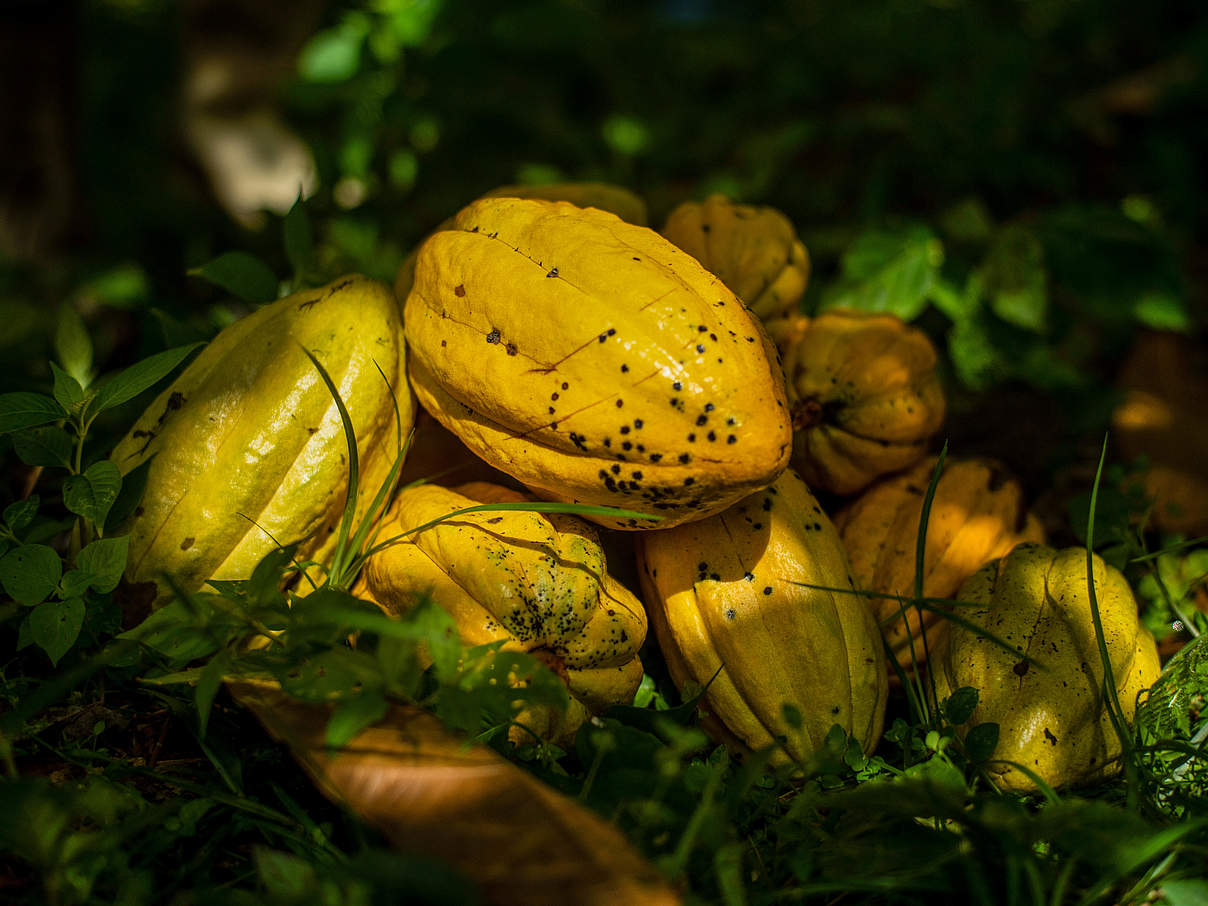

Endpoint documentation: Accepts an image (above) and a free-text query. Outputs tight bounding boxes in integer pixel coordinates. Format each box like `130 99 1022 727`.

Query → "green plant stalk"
1085 435 1135 804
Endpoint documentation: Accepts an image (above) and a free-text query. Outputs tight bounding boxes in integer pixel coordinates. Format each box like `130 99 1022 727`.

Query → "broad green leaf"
964 722 999 763
76 536 129 594
88 343 202 416
3 496 39 535
981 225 1047 332
59 569 96 599
188 251 279 303
105 457 151 531
942 686 979 726
29 597 85 665
54 304 93 387
1159 880 1208 906
284 195 316 282
298 17 367 83
116 599 225 665
245 544 297 607
326 691 389 749
63 461 122 528
947 313 1007 390
821 225 943 321
12 425 73 469
279 648 383 701
0 544 63 605
50 362 86 412
0 393 65 435
1133 290 1191 331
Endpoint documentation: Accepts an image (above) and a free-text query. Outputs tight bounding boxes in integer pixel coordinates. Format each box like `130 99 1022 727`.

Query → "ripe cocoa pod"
357 481 647 742
661 193 809 321
111 275 412 603
637 469 887 764
404 197 792 530
930 544 1161 792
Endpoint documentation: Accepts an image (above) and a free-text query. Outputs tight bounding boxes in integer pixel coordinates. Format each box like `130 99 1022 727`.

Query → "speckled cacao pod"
636 468 887 764
111 275 412 604
834 456 1046 674
404 197 792 530
930 543 1161 793
779 309 945 495
356 481 647 742
394 182 648 304
660 194 809 321
1112 331 1208 535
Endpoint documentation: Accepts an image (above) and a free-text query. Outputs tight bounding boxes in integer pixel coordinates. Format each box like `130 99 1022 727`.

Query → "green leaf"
284 195 315 282
29 597 85 665
326 691 388 748
105 458 151 531
54 304 93 387
981 225 1047 332
116 599 223 665
245 544 297 607
821 225 943 321
298 18 367 83
195 653 228 738
3 497 39 535
943 686 979 726
0 544 63 605
279 648 382 701
188 251 279 303
254 847 318 901
947 311 1008 391
11 425 73 468
0 393 66 435
50 362 86 412
62 461 123 528
76 536 129 594
1133 290 1191 331
964 722 999 763
88 343 202 416
59 569 95 599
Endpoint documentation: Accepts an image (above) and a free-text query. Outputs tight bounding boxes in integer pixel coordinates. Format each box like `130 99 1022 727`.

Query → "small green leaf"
63 461 123 528
116 599 223 665
196 653 228 738
188 251 279 303
981 225 1047 332
279 648 382 701
943 686 979 725
88 343 202 416
105 458 152 531
298 18 367 83
0 544 63 605
284 195 315 283
12 425 73 468
3 496 39 535
964 722 1000 763
50 363 86 413
326 691 388 748
947 311 1008 390
76 536 129 594
0 393 66 435
1133 290 1191 331
821 225 943 321
254 846 318 901
1159 879 1208 906
59 569 96 599
245 545 297 607
29 597 85 665
54 304 93 388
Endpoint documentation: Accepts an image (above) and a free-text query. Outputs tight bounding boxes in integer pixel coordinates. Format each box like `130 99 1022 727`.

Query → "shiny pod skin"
404 197 792 530
357 481 647 742
637 468 888 765
111 275 412 604
929 543 1161 793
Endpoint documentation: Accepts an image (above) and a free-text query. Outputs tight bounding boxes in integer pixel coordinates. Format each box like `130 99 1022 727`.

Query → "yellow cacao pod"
834 456 1045 674
930 544 1161 793
637 469 887 764
661 193 810 321
394 181 648 303
779 309 945 495
111 275 412 603
405 197 792 530
356 481 647 742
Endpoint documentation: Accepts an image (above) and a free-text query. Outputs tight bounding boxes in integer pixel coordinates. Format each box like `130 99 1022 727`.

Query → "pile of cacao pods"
111 183 1163 794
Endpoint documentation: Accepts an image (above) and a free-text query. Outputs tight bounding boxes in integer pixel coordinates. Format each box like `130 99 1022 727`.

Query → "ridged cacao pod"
660 194 810 321
356 481 647 742
404 197 792 530
779 309 945 495
394 182 648 304
111 275 412 604
636 469 887 764
1112 331 1208 535
930 544 1161 793
834 456 1045 674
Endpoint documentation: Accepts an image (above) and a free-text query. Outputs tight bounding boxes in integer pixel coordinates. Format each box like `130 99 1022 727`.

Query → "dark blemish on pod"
551 392 560 401
506 343 517 356
633 419 643 429
180 537 195 551
679 453 692 464
696 344 705 353
441 340 447 347
454 284 466 297
698 325 707 333
611 465 621 475
546 267 558 278
762 498 773 511
763 586 773 595
621 364 629 373
707 431 716 441
705 403 715 412
620 426 630 435
603 438 612 448
650 453 662 462
725 608 736 620
1013 661 1030 677
684 477 695 486
687 433 696 442
561 382 569 390
616 400 624 408
727 435 737 444
753 522 763 530
696 415 708 426
744 572 754 581
632 471 643 480
488 516 504 524
622 441 632 450
710 333 718 341
486 328 501 344
673 381 682 391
